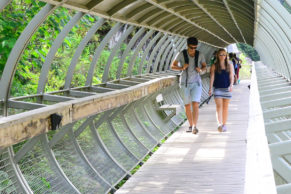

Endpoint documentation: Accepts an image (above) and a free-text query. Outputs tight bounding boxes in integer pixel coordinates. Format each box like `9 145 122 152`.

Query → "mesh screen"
111 115 148 160
51 132 107 193
16 141 74 194
164 94 184 125
124 111 156 149
134 105 164 140
97 121 138 171
0 149 20 194
76 123 125 185
143 100 175 134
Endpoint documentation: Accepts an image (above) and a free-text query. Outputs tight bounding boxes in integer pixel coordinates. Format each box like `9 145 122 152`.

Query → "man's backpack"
182 49 199 87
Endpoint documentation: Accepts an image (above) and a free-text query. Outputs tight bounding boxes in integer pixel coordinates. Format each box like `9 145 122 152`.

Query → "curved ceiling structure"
0 0 290 194
39 0 255 47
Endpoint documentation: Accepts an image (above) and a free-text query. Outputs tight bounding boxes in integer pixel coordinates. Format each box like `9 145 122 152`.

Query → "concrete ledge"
244 63 277 194
0 76 176 149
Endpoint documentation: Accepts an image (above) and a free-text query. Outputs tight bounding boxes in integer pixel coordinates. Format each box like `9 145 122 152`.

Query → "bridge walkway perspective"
117 81 250 194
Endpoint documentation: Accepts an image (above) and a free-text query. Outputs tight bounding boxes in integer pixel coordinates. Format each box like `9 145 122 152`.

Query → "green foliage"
236 43 260 61
282 1 291 13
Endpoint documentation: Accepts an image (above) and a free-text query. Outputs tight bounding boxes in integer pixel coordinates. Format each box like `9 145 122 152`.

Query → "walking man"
171 37 207 134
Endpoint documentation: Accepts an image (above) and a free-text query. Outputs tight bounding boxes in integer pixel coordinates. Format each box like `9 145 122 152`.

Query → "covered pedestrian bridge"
0 0 290 193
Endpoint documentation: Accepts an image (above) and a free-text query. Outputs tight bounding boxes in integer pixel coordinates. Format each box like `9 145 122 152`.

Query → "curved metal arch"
169 38 186 67
125 2 153 18
164 20 188 32
119 107 150 154
89 119 129 177
259 10 290 70
40 134 81 193
165 1 195 9
37 12 84 94
146 34 168 73
107 0 136 16
67 127 113 192
155 16 181 29
7 147 33 193
86 22 122 85
136 8 163 24
191 0 237 43
153 36 172 73
116 27 146 79
106 106 140 162
144 0 230 45
0 0 11 11
64 18 105 89
263 0 291 43
257 22 290 79
146 12 171 26
255 32 279 74
0 4 55 105
139 32 162 74
127 29 155 77
102 25 135 82
166 37 185 70
159 36 179 71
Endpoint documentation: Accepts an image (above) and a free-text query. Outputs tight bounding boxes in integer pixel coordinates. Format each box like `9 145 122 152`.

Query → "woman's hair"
214 48 230 73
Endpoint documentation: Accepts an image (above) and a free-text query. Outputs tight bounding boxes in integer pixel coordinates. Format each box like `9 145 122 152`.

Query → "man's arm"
171 60 188 71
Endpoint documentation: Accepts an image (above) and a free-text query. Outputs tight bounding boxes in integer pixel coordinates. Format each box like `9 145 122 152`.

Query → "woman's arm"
209 64 215 96
229 63 234 92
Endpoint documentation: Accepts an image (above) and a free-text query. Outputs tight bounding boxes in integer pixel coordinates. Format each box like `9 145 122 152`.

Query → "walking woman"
208 49 234 132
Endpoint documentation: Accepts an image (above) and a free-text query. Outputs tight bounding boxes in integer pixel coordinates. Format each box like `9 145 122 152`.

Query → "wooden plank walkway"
117 80 250 194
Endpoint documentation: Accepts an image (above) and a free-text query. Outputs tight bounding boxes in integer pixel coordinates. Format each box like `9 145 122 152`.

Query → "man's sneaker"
218 124 222 132
192 126 199 134
186 126 192 132
222 125 227 132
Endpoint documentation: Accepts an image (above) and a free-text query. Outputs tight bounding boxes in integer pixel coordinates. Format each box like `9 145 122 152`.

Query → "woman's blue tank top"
213 70 230 88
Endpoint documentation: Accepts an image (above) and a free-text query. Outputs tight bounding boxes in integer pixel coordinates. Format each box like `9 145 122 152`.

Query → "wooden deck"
116 80 250 194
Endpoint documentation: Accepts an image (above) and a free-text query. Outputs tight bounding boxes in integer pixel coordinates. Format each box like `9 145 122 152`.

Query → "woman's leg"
215 98 223 125
222 99 230 125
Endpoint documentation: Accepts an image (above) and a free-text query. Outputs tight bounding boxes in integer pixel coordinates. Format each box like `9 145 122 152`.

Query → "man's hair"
187 37 198 45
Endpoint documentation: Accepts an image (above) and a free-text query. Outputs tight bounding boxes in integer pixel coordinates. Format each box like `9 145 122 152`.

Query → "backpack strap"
195 50 199 68
182 49 189 64
182 49 189 87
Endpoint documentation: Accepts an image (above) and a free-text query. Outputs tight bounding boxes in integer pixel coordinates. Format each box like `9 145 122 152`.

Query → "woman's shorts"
180 82 202 104
214 88 232 99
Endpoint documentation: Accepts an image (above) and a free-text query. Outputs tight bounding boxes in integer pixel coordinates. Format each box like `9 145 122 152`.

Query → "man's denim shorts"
180 82 202 105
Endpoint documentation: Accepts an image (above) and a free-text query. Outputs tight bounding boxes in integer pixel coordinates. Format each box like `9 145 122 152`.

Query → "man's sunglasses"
188 46 197 50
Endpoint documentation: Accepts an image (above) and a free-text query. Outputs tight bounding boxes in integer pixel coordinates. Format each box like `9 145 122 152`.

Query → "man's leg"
185 103 193 127
181 85 192 132
192 102 199 127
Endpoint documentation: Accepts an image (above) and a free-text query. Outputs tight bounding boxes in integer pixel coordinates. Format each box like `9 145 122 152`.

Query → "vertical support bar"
165 37 183 71
126 29 155 77
145 34 168 73
37 12 84 94
153 36 172 73
64 18 105 89
86 22 122 85
138 32 162 74
102 25 135 82
116 27 146 79
0 0 11 11
0 4 55 104
159 36 178 72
